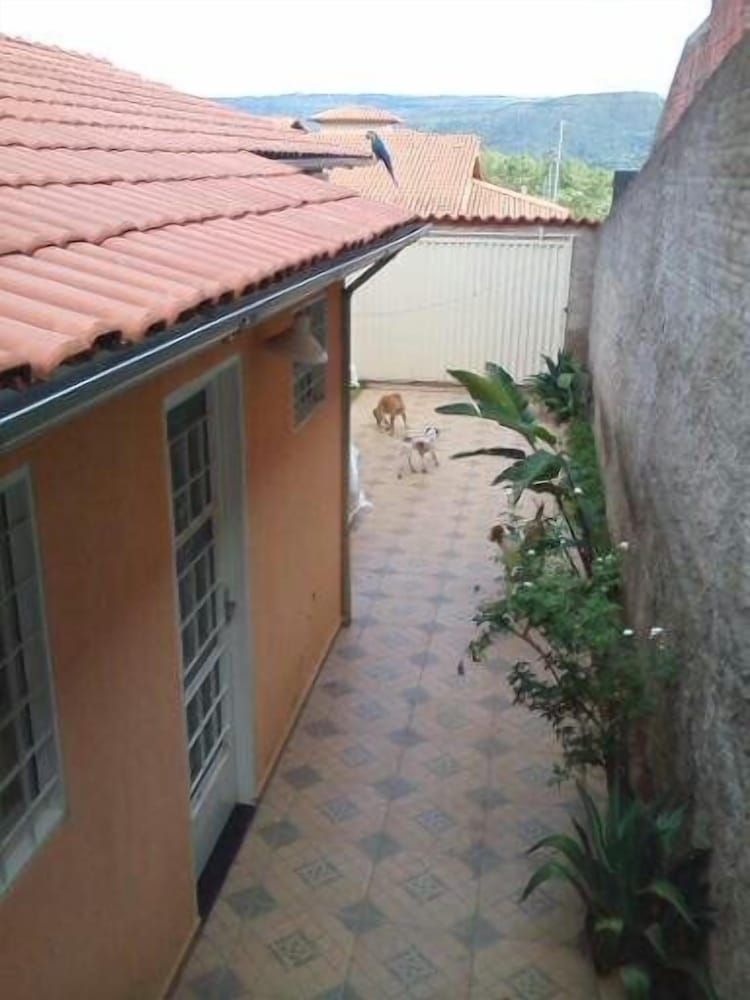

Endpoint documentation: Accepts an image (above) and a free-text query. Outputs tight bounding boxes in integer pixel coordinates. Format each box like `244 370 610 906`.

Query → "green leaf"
451 446 527 461
445 368 556 445
640 880 697 929
643 923 667 962
448 368 528 420
485 362 533 417
525 480 567 498
534 425 558 445
497 451 564 503
557 372 575 390
435 402 481 417
520 860 592 908
619 964 651 999
576 781 610 865
526 833 589 877
594 916 624 939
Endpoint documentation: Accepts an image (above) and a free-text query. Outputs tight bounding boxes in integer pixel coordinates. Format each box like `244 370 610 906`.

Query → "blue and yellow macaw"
365 130 398 186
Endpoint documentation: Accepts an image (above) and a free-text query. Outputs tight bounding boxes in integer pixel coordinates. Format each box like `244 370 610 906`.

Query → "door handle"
223 586 237 625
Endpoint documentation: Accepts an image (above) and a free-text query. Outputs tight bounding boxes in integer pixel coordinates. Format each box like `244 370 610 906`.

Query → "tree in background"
482 150 614 221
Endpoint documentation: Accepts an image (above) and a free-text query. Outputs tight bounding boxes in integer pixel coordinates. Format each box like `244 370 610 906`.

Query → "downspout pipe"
0 223 427 453
339 231 426 625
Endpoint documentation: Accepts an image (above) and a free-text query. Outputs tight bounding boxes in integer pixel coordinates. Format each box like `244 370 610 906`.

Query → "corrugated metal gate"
352 232 573 382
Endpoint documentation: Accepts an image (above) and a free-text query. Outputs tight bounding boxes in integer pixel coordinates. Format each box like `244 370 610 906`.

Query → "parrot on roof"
365 130 398 186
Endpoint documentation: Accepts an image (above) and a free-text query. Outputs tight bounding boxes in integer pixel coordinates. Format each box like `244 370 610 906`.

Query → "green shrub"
526 350 591 422
522 782 716 999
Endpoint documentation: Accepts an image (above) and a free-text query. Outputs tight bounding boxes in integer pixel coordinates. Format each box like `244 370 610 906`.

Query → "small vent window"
293 299 328 426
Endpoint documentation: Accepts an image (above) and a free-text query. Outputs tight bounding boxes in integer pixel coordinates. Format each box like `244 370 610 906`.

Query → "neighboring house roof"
310 105 404 125
659 0 749 140
0 36 416 388
326 130 571 223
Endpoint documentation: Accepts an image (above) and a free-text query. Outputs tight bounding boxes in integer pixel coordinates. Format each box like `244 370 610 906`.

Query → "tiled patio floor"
173 387 603 1000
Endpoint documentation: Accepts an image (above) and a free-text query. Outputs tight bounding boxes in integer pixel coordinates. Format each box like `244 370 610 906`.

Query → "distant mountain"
220 92 664 170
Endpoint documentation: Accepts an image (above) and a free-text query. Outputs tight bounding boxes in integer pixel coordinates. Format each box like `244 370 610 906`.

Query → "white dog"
397 425 440 478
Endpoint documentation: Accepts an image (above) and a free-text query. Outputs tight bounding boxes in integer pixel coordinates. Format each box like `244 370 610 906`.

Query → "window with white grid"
0 473 64 892
293 299 329 426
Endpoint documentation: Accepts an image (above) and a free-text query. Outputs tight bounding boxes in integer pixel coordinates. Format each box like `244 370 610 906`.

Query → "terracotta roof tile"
0 36 417 386
311 105 404 124
326 130 570 223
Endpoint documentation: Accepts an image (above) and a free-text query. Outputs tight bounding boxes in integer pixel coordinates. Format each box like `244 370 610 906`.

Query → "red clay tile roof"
0 37 416 386
326 130 570 223
311 105 404 125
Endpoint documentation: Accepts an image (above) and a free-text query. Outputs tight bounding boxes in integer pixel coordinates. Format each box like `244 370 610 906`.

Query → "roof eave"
0 222 427 453
262 154 370 170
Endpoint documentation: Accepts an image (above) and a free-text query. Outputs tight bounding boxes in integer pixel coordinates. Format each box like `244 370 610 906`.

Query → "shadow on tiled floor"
173 387 603 1000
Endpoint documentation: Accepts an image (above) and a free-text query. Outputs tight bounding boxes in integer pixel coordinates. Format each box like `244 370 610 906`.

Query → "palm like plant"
525 350 590 422
522 783 716 998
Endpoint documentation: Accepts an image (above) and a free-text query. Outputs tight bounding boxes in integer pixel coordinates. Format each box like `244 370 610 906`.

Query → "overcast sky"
2 0 710 98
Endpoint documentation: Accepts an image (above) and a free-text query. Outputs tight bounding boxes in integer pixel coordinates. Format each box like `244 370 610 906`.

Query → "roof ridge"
0 34 124 70
470 176 566 211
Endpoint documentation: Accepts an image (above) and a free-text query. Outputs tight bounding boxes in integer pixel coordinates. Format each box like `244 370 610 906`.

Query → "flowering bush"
441 362 678 791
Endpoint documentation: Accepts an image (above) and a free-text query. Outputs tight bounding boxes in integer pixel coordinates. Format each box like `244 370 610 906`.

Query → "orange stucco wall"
0 284 345 999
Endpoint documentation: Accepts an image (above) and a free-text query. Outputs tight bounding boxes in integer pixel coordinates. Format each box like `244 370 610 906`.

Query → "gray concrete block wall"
588 39 750 996
564 226 599 364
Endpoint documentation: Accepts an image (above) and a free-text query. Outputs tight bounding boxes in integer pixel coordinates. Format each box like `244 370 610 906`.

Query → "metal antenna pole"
552 120 565 201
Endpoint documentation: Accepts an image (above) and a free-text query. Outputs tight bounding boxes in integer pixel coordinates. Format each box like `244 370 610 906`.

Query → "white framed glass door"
167 369 251 875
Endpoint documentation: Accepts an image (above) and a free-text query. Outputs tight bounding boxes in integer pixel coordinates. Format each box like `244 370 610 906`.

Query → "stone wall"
588 39 750 996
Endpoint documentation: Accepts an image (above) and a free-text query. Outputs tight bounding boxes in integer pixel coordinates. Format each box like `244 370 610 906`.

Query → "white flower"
622 628 634 637
649 627 665 639
573 486 584 495
618 541 630 551
526 549 536 556
522 581 534 589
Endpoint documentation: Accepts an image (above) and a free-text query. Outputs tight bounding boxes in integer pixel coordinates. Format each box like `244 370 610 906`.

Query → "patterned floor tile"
415 807 456 835
173 388 599 999
186 966 246 1000
402 870 449 903
425 753 463 778
339 744 376 768
387 943 437 987
283 764 324 790
466 786 509 810
356 831 403 863
452 914 502 951
402 685 431 705
506 964 559 999
322 679 356 698
387 726 426 748
226 884 277 920
295 858 343 889
456 843 503 879
258 819 301 849
372 776 416 801
337 899 386 934
318 795 361 824
305 718 343 739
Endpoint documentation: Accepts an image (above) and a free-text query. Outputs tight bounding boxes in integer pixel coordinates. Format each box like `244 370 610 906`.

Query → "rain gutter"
0 223 428 453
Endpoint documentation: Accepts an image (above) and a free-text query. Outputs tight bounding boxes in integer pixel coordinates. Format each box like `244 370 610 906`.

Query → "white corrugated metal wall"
352 231 573 382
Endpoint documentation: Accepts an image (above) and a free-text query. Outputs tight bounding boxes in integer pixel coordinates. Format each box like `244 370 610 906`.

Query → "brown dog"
373 392 407 434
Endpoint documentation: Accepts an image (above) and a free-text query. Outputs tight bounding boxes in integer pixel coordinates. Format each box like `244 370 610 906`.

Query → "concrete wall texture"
563 226 598 363
0 286 345 999
588 40 750 996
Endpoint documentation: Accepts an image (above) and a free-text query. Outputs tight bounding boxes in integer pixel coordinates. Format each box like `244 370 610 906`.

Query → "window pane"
0 475 64 891
0 718 19 784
